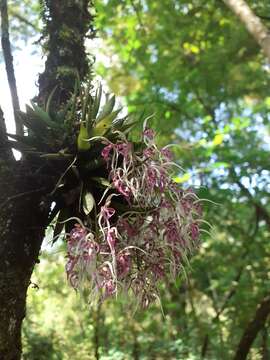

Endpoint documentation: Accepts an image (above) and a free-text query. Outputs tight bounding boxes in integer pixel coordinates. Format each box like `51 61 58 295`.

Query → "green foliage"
94 0 270 357
8 80 141 246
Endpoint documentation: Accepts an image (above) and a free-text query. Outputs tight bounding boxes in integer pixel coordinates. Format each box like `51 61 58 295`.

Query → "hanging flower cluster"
65 128 202 307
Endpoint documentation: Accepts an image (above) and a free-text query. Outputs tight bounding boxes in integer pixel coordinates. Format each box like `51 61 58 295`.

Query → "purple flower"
146 167 158 189
143 128 155 140
116 142 131 159
117 218 138 237
66 256 77 275
143 147 156 158
69 272 79 289
117 252 131 278
181 199 193 215
101 144 114 161
151 263 165 279
69 224 87 242
160 198 172 209
105 279 116 296
100 206 115 220
161 147 173 161
65 124 203 308
81 241 99 261
190 222 200 241
164 219 180 244
106 227 117 249
112 174 131 199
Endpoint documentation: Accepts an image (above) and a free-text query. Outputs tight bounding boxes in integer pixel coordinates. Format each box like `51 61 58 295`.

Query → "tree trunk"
0 162 51 359
0 1 93 358
223 0 270 63
38 0 94 105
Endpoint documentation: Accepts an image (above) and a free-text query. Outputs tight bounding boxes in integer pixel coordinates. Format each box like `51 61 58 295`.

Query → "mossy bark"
38 0 94 105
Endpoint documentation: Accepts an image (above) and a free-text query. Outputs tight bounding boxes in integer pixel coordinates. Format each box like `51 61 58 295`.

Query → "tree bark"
0 1 94 358
233 294 270 360
0 107 14 162
38 0 94 105
0 161 52 359
223 0 270 63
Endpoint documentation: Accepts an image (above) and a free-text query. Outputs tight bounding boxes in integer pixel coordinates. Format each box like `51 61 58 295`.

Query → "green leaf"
18 110 48 136
213 134 224 146
45 85 58 113
40 153 73 160
77 123 91 151
82 191 95 215
81 79 92 123
96 95 115 121
6 133 43 149
92 84 102 119
91 177 111 187
91 109 121 137
173 173 191 183
30 101 62 130
53 208 68 243
210 162 230 169
120 119 140 133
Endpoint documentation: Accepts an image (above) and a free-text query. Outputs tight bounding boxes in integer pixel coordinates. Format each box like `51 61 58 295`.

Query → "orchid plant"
8 79 203 308
65 121 203 308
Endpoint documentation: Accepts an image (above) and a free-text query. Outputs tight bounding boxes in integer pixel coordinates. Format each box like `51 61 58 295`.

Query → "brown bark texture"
0 161 51 359
223 0 270 63
233 294 270 360
0 0 93 358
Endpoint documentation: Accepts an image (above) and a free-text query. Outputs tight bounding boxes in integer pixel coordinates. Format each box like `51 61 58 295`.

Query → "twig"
9 9 39 31
194 91 218 126
230 168 270 230
130 0 145 31
0 0 23 136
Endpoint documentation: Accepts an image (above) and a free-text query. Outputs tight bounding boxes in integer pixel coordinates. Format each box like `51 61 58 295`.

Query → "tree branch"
201 221 257 359
0 0 23 136
223 0 270 63
230 168 270 230
9 8 39 31
261 326 269 360
233 294 270 360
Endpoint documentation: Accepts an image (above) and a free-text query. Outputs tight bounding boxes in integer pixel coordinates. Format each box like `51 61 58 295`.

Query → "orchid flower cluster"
65 128 202 307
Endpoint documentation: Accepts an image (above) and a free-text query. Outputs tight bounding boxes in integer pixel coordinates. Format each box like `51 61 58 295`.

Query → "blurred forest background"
1 0 270 359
